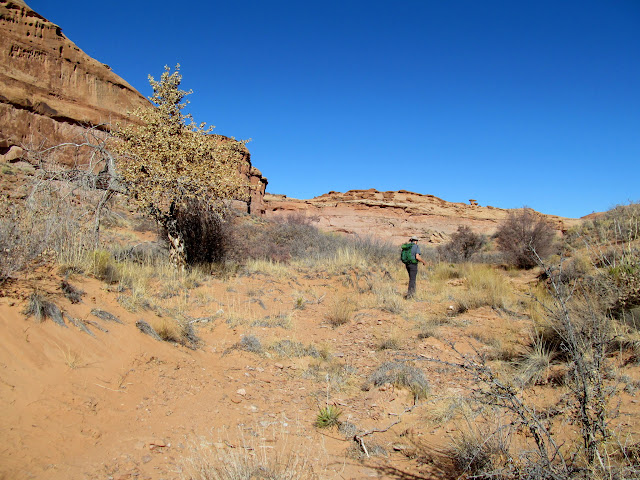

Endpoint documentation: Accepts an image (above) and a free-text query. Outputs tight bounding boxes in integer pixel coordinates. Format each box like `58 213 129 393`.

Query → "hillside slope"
265 189 579 245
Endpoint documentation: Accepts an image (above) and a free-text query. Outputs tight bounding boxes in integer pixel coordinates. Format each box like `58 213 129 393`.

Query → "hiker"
401 235 427 298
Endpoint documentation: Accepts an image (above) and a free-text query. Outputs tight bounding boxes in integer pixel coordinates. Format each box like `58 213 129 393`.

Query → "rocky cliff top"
264 189 578 245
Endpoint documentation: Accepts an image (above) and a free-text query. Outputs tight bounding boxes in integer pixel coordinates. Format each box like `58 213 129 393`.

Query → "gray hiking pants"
406 263 418 298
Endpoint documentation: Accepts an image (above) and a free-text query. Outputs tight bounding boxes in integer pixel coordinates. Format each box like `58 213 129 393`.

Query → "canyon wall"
0 0 266 213
0 0 149 151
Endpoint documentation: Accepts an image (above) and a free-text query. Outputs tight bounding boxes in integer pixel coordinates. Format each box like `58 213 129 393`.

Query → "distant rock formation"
0 0 266 213
264 189 577 245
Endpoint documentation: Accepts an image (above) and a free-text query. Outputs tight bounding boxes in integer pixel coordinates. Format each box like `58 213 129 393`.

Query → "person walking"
401 235 428 299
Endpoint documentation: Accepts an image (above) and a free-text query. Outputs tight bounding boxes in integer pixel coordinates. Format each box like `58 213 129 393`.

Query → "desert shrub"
114 65 249 269
348 235 397 265
227 214 325 263
0 201 43 282
251 313 292 329
438 225 486 262
236 334 263 354
574 202 640 246
225 213 395 266
367 361 429 399
0 192 93 283
435 261 630 478
606 253 640 320
171 199 230 265
495 208 556 269
563 203 640 323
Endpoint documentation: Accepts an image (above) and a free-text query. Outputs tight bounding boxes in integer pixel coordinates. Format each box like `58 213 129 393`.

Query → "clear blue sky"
27 0 639 218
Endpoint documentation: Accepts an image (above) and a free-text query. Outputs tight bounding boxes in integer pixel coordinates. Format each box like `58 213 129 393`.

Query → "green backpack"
401 243 417 264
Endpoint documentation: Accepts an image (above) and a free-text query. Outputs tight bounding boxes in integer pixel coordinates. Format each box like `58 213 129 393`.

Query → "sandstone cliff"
264 189 578 245
0 0 149 151
0 0 267 213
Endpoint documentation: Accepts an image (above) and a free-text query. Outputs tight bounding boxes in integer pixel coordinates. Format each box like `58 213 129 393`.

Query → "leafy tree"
114 65 248 268
495 208 556 269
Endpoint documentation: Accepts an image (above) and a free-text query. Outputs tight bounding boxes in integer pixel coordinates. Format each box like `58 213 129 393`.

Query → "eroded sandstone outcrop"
264 189 577 245
0 0 267 213
0 0 149 151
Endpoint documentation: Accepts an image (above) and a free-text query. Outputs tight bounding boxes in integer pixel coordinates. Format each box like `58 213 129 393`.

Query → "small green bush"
315 404 341 428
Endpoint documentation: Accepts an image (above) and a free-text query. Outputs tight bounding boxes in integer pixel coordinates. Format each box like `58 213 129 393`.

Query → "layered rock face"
0 0 149 151
0 0 267 213
264 189 577 245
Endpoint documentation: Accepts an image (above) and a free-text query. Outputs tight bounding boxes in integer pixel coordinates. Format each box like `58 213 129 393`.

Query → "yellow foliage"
113 65 249 220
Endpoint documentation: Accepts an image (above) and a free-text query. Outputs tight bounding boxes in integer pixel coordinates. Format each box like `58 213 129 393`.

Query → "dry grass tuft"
424 396 473 425
57 344 82 369
91 249 122 284
148 318 200 349
372 283 405 314
303 360 357 392
244 259 292 278
269 339 320 358
151 318 184 343
453 264 513 313
251 313 293 329
377 336 402 351
448 424 510 478
367 361 429 400
415 314 450 339
516 339 557 386
326 296 356 327
180 431 316 480
23 292 65 326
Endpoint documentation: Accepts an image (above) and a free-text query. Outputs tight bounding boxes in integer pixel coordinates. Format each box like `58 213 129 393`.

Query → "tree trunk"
164 216 186 271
